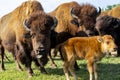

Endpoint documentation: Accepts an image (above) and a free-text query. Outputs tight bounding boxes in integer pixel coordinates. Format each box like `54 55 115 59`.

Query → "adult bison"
49 1 101 36
49 1 101 69
0 1 57 77
95 15 120 56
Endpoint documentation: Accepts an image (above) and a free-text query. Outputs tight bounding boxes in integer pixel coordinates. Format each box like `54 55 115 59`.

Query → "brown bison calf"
54 35 117 80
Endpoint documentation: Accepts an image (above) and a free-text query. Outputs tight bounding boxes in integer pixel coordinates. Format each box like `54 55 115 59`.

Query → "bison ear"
51 17 58 30
70 7 79 19
97 37 103 43
23 19 31 31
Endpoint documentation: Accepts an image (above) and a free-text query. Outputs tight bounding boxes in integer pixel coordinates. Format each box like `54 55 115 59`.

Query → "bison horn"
70 7 78 19
51 17 58 30
97 7 101 15
23 19 31 31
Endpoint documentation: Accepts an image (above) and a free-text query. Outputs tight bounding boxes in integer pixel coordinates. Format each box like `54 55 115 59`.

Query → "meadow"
0 52 120 80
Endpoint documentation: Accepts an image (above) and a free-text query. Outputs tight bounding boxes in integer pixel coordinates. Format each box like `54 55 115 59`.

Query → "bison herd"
0 1 120 80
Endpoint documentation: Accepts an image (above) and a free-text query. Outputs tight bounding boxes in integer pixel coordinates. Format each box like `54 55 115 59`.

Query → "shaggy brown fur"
0 1 56 77
49 1 101 69
54 35 117 80
49 1 101 36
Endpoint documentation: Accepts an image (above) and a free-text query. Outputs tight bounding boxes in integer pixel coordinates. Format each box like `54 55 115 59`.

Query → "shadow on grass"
4 60 14 64
45 63 120 80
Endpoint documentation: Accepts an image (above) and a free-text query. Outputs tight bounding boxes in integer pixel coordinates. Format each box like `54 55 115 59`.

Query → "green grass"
0 53 120 80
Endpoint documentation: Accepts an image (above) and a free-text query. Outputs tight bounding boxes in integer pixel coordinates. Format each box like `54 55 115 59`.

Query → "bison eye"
70 18 79 27
31 33 36 38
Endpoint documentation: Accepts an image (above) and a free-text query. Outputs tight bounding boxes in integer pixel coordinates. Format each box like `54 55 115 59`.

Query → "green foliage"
104 4 120 11
0 53 120 80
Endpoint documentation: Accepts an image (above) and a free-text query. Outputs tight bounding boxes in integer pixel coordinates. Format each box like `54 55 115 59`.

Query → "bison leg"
93 63 98 80
69 59 78 80
14 45 23 71
74 61 80 71
87 60 94 80
24 59 34 77
0 45 5 71
37 59 47 74
63 61 70 80
15 58 23 71
48 53 57 68
4 53 10 62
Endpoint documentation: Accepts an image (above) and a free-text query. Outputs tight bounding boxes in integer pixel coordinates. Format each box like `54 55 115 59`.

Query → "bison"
0 1 57 77
49 1 101 69
95 15 120 56
49 1 101 36
50 30 87 69
54 35 117 80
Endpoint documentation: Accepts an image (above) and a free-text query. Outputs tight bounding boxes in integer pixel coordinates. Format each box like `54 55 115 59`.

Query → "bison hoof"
17 67 23 71
28 73 34 78
51 64 57 68
41 69 47 74
1 68 6 71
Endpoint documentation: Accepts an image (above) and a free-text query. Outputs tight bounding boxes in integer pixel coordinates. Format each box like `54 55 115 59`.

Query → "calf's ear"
97 37 103 43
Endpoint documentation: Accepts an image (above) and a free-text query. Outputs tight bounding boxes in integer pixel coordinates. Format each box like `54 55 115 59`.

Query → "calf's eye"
106 41 110 44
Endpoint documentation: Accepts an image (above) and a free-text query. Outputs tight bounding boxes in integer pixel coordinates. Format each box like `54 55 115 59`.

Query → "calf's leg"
93 63 98 80
63 61 70 80
69 58 78 80
87 60 94 80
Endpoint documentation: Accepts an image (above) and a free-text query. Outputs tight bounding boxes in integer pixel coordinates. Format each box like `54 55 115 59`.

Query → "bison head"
23 11 57 61
70 4 101 36
99 35 118 56
95 15 120 36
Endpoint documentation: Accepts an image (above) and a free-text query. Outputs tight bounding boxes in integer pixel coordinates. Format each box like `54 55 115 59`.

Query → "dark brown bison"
0 1 57 77
49 1 101 36
49 1 101 69
95 15 120 56
54 35 117 80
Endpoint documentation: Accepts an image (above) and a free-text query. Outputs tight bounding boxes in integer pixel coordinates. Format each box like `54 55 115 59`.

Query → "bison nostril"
36 47 45 53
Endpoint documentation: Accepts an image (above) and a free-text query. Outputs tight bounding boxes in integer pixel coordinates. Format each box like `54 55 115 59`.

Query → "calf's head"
23 11 57 58
99 35 118 56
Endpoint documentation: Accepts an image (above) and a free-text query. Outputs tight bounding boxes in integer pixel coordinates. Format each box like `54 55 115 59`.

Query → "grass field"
0 53 120 80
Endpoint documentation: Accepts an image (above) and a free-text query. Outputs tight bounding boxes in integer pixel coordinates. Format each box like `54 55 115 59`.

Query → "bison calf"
55 35 117 80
